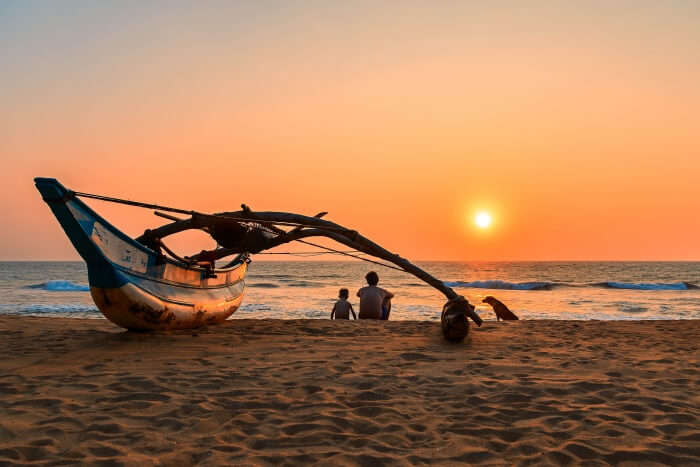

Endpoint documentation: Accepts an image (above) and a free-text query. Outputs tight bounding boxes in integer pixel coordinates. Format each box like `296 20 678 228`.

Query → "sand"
0 316 698 466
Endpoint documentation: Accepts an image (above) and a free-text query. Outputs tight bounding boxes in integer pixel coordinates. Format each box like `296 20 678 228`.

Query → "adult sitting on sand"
357 271 394 320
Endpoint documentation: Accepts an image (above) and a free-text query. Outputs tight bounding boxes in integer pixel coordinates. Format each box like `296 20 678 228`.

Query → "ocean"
1 261 698 322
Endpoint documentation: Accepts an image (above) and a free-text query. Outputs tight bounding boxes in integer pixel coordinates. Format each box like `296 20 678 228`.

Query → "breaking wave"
595 282 697 291
25 280 90 292
444 280 555 290
444 280 698 291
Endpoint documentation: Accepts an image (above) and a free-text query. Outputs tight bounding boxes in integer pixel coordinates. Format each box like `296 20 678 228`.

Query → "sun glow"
475 211 492 229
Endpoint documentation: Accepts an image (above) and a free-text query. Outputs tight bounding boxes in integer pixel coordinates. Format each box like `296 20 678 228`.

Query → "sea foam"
25 280 90 292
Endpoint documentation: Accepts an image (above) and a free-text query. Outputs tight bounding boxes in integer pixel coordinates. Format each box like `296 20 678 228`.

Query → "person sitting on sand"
357 271 394 320
330 288 356 320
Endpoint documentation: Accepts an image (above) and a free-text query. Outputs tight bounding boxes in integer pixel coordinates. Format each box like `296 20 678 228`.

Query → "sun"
474 211 492 229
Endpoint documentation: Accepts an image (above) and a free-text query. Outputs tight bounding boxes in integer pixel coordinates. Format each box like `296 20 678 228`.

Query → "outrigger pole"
72 190 481 341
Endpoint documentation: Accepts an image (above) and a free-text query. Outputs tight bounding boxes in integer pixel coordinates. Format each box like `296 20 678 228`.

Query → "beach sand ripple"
0 317 698 465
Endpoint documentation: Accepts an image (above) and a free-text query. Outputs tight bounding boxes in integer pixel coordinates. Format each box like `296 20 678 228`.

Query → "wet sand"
0 316 698 465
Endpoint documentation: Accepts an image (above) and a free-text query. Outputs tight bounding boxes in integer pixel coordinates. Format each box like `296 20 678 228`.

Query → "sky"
1 1 699 261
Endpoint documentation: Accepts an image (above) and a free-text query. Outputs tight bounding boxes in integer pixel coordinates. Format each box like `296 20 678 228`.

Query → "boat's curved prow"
34 177 248 330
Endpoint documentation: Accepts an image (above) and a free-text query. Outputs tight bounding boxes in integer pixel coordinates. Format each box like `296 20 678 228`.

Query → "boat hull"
90 283 245 331
35 178 248 331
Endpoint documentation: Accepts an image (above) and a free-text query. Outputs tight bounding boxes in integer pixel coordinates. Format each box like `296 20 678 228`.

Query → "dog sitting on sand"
482 296 519 321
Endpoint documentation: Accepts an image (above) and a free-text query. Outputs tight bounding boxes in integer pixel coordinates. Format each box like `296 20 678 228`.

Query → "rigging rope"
256 251 334 257
294 239 406 272
73 191 195 216
256 249 361 256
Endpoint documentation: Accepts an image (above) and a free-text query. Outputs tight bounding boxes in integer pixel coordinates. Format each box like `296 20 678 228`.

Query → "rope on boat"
73 191 195 216
294 239 406 272
256 249 360 255
255 251 334 257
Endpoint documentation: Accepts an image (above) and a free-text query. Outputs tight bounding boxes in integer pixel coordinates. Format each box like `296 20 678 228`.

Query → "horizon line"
1 259 699 263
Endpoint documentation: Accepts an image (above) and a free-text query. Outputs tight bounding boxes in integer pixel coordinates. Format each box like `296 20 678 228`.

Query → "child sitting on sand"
330 288 356 320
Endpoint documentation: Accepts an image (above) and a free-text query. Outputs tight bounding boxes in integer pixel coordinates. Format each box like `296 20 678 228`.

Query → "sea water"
0 261 698 321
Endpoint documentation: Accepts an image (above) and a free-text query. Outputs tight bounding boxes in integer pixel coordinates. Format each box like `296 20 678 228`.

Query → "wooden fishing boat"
35 177 485 340
35 178 247 331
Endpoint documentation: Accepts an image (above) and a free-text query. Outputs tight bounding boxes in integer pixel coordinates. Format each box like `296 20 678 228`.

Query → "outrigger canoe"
35 178 247 330
35 178 484 340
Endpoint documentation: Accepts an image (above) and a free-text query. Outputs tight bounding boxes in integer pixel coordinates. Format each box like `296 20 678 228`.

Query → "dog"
482 296 519 321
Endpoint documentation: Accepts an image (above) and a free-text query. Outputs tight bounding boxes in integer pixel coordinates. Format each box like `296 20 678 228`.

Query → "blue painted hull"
35 178 247 330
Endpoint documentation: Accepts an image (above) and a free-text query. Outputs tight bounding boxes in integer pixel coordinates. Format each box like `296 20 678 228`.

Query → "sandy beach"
0 316 698 466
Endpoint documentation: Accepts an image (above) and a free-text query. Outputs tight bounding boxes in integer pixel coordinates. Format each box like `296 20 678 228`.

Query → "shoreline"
1 317 698 465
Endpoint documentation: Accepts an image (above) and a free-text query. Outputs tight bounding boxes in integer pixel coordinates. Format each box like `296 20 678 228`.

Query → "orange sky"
1 2 699 260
